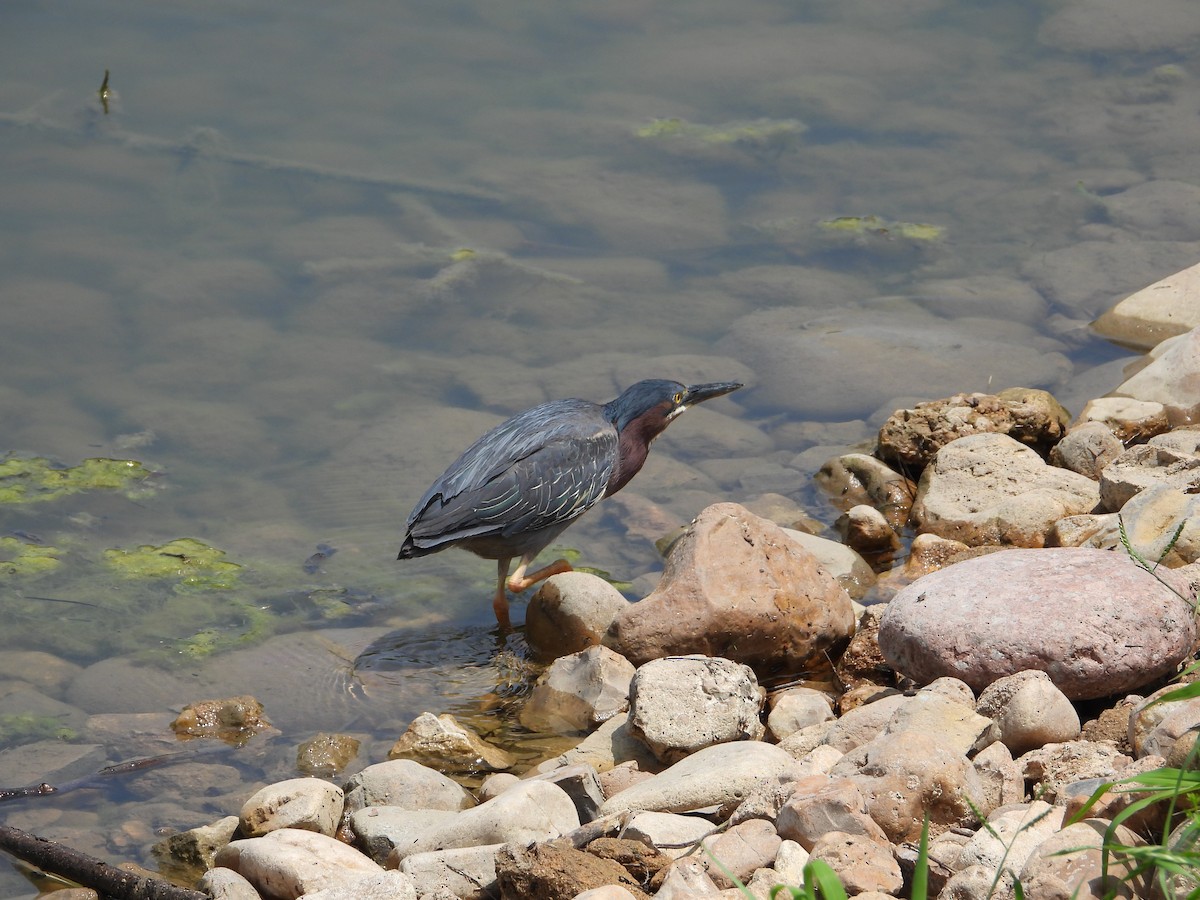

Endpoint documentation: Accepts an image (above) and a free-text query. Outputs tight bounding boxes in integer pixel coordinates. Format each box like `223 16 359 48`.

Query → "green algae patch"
818 215 945 241
0 713 76 745
0 456 155 504
172 601 274 660
0 536 62 577
103 538 242 591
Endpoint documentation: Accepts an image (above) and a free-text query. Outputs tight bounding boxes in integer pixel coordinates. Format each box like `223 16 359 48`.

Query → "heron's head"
604 379 743 440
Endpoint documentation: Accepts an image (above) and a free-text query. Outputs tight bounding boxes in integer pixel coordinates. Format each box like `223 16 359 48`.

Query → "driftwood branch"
0 824 207 900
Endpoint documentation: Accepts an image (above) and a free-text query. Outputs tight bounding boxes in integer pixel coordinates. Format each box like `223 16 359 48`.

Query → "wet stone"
387 712 515 774
296 732 360 777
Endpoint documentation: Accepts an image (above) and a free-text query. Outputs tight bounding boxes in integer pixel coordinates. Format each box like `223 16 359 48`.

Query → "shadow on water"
351 622 540 726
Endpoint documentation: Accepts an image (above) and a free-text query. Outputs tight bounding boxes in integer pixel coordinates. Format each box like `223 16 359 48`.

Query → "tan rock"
700 819 782 889
388 712 515 774
495 841 650 900
519 646 635 735
628 655 764 764
1019 819 1149 899
1093 259 1200 350
832 731 989 842
976 670 1081 755
774 775 889 851
239 777 344 838
1074 396 1170 444
526 573 631 660
1049 421 1124 480
912 433 1100 547
606 503 855 678
876 389 1069 471
809 831 902 896
1018 740 1133 803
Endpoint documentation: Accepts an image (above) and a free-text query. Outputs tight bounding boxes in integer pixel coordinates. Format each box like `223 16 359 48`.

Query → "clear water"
2 0 1198 894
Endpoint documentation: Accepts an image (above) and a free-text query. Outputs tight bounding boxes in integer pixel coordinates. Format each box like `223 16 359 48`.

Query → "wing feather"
404 400 617 552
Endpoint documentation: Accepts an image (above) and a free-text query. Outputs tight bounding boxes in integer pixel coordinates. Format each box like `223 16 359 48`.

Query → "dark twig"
0 824 207 900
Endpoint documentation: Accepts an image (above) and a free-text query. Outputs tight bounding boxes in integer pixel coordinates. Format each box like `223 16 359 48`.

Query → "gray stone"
398 844 500 900
878 548 1196 699
519 646 635 735
765 688 835 742
782 528 877 600
976 670 1081 755
1115 325 1200 424
349 807 458 864
719 307 1070 419
215 828 383 899
911 433 1100 547
599 741 800 817
628 655 765 764
1050 421 1124 480
342 758 474 817
239 777 344 838
388 780 579 863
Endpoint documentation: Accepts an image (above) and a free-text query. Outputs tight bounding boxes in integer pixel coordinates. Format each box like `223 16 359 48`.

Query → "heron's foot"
507 558 574 593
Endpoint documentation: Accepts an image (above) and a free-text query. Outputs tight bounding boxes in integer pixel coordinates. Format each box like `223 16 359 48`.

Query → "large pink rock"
605 503 855 678
878 548 1196 700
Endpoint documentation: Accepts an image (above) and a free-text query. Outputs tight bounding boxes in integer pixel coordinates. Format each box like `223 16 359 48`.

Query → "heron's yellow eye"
673 391 684 404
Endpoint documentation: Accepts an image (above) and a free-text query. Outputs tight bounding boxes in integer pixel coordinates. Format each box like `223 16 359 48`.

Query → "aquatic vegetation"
0 456 155 504
0 713 76 745
635 116 805 146
0 535 62 577
103 538 242 591
818 215 945 242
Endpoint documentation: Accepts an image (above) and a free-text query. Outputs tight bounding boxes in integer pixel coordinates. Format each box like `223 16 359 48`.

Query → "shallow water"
2 0 1199 894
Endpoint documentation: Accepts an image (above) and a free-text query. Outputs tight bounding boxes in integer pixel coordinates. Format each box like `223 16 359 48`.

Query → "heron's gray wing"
405 401 617 551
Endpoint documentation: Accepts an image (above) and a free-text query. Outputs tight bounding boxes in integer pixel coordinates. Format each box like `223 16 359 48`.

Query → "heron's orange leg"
493 558 513 631
507 557 574 593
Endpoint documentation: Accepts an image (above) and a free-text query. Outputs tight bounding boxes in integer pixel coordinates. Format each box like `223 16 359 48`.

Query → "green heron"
399 379 743 627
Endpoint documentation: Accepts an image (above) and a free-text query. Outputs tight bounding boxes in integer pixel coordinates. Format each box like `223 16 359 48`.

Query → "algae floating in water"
103 537 242 591
0 535 62 577
0 455 155 504
818 215 945 241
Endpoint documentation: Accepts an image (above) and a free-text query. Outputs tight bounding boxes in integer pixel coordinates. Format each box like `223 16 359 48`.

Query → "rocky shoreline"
141 264 1200 900
10 265 1200 900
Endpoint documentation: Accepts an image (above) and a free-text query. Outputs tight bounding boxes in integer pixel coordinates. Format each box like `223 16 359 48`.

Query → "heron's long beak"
682 381 743 406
